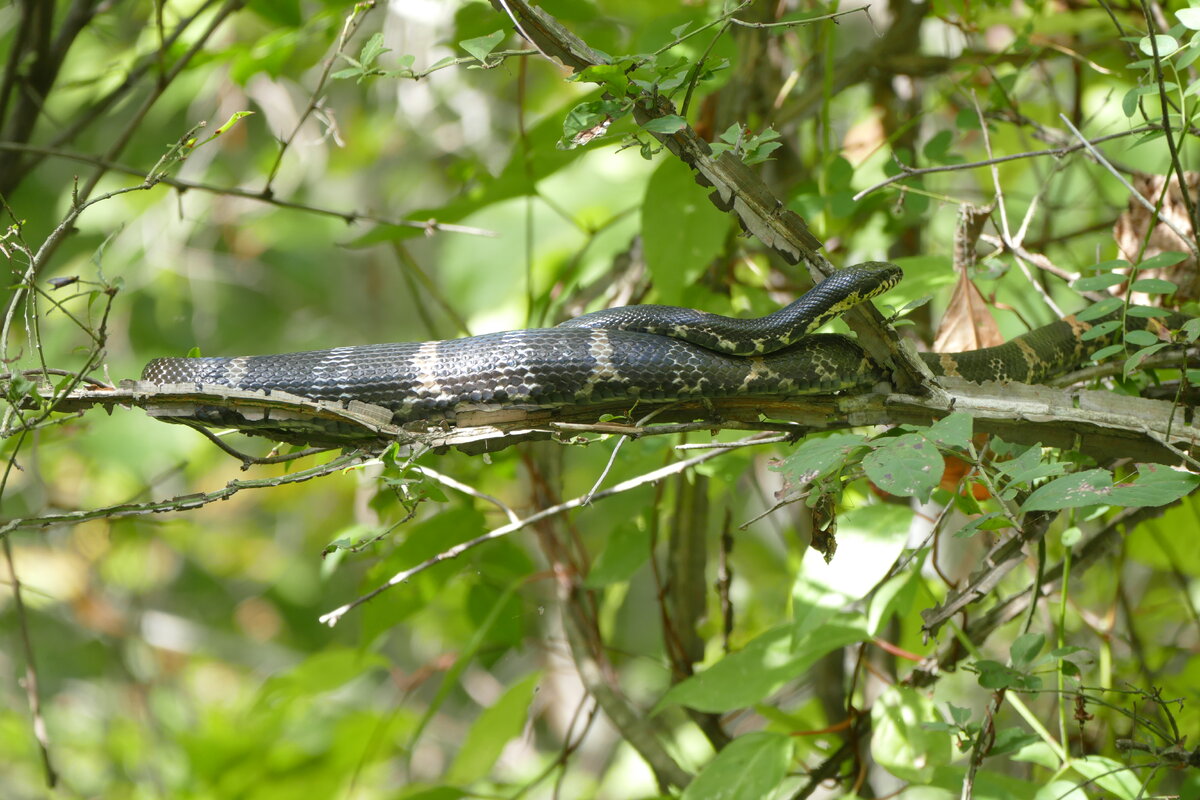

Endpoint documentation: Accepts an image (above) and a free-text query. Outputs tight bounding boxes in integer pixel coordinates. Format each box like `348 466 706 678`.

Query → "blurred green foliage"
2 1 1200 799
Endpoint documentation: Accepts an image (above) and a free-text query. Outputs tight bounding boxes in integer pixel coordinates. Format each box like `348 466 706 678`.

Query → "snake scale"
141 262 1172 424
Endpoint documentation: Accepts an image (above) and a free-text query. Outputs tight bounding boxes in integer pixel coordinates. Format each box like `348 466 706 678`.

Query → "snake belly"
140 328 882 422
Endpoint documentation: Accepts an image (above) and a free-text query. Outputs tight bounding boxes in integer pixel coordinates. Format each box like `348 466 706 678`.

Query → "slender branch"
412 465 519 524
729 5 870 30
853 124 1170 202
1058 115 1198 256
72 0 244 212
1142 0 1200 253
3 537 57 787
318 440 751 625
0 453 364 537
263 1 375 192
187 425 334 470
0 141 496 236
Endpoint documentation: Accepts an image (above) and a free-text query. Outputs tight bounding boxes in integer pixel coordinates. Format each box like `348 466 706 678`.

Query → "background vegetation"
2 0 1199 798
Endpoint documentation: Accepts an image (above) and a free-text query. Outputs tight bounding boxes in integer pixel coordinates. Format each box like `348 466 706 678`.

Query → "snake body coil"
141 263 1167 424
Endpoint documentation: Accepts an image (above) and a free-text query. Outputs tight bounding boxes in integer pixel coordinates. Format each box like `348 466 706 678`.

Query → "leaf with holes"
1109 464 1200 507
863 433 943 501
1081 320 1122 341
1023 465 1199 512
771 433 868 487
925 412 974 451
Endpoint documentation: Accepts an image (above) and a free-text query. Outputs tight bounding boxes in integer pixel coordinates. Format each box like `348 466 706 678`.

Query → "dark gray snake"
140 262 1166 423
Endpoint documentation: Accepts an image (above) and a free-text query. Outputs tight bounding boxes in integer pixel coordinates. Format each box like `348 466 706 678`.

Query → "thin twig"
972 92 1064 317
318 439 757 626
263 1 376 191
0 142 497 237
729 5 869 29
188 425 333 470
0 453 364 538
581 407 669 505
413 465 519 524
853 124 1168 202
3 537 57 787
1058 114 1198 256
1142 0 1200 253
675 433 791 450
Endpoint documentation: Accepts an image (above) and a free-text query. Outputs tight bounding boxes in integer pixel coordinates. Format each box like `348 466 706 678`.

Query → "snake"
140 262 1176 424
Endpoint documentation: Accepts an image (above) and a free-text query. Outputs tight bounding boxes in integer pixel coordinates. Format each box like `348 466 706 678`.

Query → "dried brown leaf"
933 270 1005 353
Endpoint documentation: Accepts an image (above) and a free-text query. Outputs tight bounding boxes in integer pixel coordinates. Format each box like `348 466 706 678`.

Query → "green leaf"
863 433 944 501
1090 343 1125 361
947 703 972 726
1108 463 1200 506
261 648 387 698
1179 42 1200 70
1179 7 1200 29
926 411 974 451
1122 87 1140 117
718 122 743 144
1010 632 1044 669
446 672 541 785
989 727 1041 758
658 615 869 712
953 511 1014 538
1129 278 1177 294
460 30 506 63
1125 340 1169 370
1125 305 1171 318
360 32 388 67
560 99 627 147
1070 755 1143 800
1123 329 1161 347
641 157 730 304
871 686 954 782
1076 297 1123 321
188 110 255 150
1058 526 1082 549
642 114 687 134
922 129 955 163
247 0 302 26
573 63 629 95
681 732 792 800
1073 273 1125 291
1080 319 1122 341
1021 469 1113 511
584 521 652 587
974 659 1042 691
1139 34 1180 56
867 570 921 635
670 22 692 38
1136 251 1188 271
1022 465 1199 511
771 432 868 485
